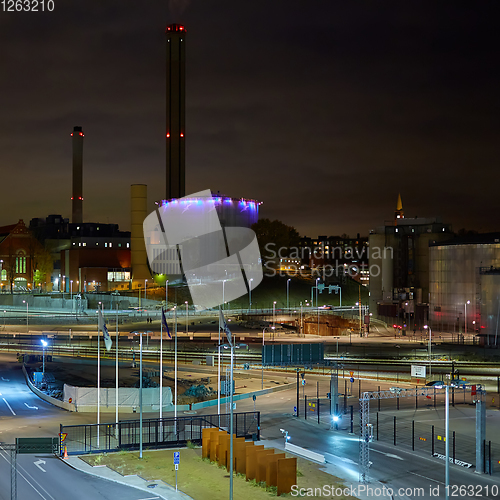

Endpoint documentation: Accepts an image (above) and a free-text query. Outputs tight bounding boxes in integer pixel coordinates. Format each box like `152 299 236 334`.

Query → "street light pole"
249 278 253 311
445 384 450 500
287 278 291 310
316 278 320 335
139 330 143 459
465 300 470 336
300 302 303 336
425 325 432 379
23 300 28 333
262 327 267 389
273 301 276 338
185 301 188 335
174 307 178 435
41 339 47 377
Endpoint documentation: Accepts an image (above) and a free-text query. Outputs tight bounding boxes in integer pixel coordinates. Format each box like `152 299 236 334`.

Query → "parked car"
425 380 445 388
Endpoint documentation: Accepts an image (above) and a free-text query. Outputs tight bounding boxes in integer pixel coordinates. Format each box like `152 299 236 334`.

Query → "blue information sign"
350 377 354 383
173 451 180 465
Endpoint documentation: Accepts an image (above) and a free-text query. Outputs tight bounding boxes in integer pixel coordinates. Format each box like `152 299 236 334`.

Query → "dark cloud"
0 1 498 237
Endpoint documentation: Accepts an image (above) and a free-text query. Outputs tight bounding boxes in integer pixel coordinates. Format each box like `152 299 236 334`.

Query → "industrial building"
369 195 453 327
429 232 500 341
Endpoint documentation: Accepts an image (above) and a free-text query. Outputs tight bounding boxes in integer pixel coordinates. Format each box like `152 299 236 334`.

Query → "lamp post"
131 329 152 459
249 278 253 311
300 302 303 336
3 310 5 330
221 341 244 500
316 278 320 334
273 301 276 337
222 279 226 310
286 279 291 310
185 301 188 335
41 339 47 377
145 279 148 300
70 280 73 301
425 325 432 379
23 300 28 333
465 300 470 336
261 327 271 389
445 384 450 500
62 275 65 298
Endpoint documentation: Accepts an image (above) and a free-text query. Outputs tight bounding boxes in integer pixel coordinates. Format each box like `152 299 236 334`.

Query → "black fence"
374 412 498 475
60 411 260 455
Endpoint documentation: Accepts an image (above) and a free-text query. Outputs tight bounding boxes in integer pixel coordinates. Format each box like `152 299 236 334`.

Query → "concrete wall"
22 364 76 411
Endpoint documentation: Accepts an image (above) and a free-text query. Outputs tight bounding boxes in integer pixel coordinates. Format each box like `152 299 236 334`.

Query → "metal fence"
60 411 260 455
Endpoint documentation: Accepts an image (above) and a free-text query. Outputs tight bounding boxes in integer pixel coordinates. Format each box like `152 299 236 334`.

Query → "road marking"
324 452 357 465
0 448 55 499
371 449 404 460
25 403 39 410
2 397 16 415
34 459 46 472
1 377 10 381
407 471 444 484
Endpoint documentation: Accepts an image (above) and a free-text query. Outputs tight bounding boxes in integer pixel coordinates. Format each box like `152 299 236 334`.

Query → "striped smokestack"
72 126 84 224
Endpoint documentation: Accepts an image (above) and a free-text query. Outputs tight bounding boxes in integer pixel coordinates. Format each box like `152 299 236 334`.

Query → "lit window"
126 243 130 248
395 228 399 233
105 243 108 248
83 243 86 247
109 242 112 248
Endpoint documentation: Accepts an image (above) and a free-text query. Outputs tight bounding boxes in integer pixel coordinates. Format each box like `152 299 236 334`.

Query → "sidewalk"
60 455 192 500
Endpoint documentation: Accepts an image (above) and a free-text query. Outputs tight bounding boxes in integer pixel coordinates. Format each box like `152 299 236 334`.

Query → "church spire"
395 193 404 223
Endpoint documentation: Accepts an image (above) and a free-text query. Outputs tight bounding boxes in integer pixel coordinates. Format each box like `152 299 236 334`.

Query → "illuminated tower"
394 193 404 223
71 126 84 224
166 23 186 199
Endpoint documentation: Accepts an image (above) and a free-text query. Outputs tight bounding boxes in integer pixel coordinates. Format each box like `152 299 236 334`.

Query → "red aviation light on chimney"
166 24 186 33
166 133 170 138
79 132 84 136
180 133 184 137
70 133 73 137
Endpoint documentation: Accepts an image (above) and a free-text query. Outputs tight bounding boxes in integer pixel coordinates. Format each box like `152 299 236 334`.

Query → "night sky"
0 1 498 237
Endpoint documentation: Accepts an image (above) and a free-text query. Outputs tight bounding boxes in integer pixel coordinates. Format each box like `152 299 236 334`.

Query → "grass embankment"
82 446 358 499
147 274 368 310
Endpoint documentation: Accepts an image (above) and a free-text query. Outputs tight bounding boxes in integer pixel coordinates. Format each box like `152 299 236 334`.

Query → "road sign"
350 377 354 383
60 433 68 442
350 371 354 377
252 394 256 401
293 406 297 413
175 464 179 470
173 451 180 465
16 437 59 454
301 379 306 386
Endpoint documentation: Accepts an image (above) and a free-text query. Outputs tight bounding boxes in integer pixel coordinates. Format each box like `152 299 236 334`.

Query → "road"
0 449 162 500
2 350 500 500
0 355 164 499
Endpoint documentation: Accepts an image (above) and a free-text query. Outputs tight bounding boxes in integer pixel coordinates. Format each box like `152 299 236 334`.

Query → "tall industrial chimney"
72 126 84 224
130 184 151 287
166 24 186 200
